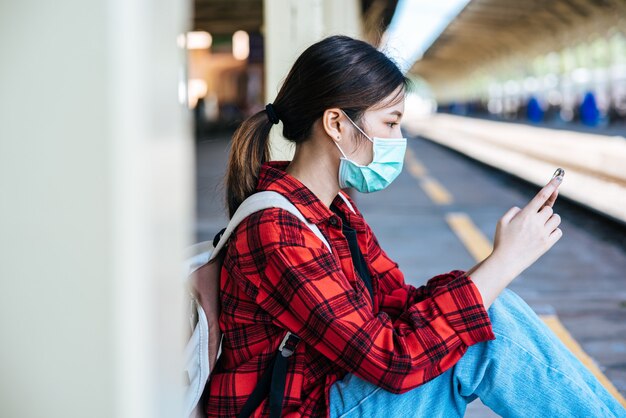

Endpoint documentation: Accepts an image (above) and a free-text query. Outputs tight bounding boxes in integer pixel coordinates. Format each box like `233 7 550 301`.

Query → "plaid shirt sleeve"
246 209 496 395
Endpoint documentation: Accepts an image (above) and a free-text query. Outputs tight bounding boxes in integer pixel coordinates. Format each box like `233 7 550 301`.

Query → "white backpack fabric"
183 191 332 418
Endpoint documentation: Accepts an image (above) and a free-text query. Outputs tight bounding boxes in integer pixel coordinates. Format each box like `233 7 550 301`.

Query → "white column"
0 1 192 417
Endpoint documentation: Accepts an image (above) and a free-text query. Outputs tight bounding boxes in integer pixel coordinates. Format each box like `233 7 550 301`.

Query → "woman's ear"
322 108 344 143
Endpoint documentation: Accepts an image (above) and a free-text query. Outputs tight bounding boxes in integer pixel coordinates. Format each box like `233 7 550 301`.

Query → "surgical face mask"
334 110 407 193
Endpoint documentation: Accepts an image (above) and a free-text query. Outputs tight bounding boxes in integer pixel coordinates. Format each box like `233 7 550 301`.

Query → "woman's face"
341 88 405 166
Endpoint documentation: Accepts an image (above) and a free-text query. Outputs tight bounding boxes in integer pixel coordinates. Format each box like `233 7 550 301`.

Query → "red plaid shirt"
205 161 495 417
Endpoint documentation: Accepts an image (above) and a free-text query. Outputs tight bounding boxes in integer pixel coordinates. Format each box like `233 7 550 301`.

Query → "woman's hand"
491 176 563 278
466 175 564 309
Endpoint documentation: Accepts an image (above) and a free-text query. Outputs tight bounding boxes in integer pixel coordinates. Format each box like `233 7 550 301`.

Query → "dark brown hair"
226 34 410 217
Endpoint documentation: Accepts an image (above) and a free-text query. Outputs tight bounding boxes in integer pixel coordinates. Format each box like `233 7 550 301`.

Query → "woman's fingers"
545 213 561 231
525 177 562 214
538 205 554 222
500 206 522 224
549 227 563 244
541 189 559 210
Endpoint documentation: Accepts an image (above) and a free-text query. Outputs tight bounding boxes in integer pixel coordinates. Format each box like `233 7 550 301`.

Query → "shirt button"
329 217 338 226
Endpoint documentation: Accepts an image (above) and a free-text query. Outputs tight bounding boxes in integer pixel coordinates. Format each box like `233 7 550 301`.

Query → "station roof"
409 0 626 81
192 0 398 44
193 0 262 35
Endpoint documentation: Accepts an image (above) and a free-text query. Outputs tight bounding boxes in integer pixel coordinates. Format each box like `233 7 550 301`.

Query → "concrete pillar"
0 1 192 417
263 0 363 159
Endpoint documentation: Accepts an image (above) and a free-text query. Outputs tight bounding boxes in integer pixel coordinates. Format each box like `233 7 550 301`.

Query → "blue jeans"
329 288 626 417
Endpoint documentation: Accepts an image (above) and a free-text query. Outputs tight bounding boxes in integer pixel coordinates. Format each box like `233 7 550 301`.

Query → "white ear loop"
333 140 349 159
340 109 374 143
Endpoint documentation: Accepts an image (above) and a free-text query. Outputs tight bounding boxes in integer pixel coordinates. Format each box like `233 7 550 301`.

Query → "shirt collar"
256 161 356 225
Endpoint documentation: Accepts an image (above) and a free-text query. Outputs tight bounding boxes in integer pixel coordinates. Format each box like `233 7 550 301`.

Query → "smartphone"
552 168 565 180
542 168 564 209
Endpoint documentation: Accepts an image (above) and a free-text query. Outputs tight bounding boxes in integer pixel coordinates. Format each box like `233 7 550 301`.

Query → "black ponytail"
225 110 274 217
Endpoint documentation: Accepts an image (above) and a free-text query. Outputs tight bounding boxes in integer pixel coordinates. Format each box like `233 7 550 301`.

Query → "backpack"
183 191 332 418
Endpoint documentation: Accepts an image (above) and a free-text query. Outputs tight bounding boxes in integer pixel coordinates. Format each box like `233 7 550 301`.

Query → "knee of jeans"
487 288 521 324
490 287 527 311
487 288 542 337
488 288 514 313
500 287 518 300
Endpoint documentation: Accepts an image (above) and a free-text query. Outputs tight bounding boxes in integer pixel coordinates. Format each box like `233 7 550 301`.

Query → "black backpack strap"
330 205 374 301
237 332 301 418
212 227 226 247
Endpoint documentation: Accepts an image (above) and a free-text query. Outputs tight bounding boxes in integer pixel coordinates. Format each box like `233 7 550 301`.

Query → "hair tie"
265 103 280 125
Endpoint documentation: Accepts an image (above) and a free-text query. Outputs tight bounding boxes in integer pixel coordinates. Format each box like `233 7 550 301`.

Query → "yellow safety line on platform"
405 147 453 205
445 212 493 261
541 315 626 408
405 148 427 178
421 177 454 205
444 211 626 406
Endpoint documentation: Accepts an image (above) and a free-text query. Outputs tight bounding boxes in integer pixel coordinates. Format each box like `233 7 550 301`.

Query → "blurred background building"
188 0 626 139
414 1 626 132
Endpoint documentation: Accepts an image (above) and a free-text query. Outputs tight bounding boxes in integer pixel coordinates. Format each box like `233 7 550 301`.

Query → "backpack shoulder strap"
209 191 331 261
254 191 331 252
217 191 332 418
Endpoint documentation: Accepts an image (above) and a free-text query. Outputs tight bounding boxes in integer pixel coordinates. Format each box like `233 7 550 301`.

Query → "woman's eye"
387 122 398 128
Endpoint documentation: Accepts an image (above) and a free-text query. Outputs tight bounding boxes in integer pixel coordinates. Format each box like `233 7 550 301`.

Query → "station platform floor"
195 133 626 416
